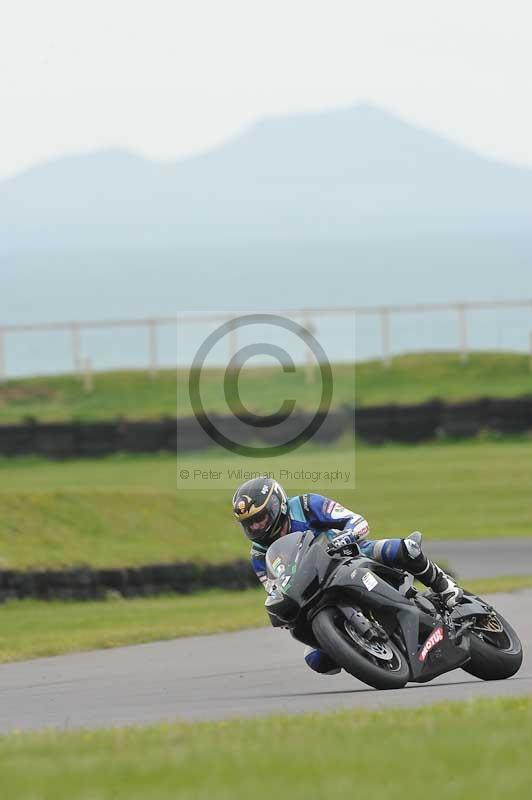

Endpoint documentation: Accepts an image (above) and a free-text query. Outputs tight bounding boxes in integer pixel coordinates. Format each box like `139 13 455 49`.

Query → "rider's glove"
327 532 359 555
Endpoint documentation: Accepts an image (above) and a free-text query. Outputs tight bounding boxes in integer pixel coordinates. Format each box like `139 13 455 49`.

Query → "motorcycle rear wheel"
312 607 410 690
461 606 522 681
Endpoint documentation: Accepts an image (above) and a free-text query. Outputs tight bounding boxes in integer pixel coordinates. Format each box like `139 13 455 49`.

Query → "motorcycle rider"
232 476 463 675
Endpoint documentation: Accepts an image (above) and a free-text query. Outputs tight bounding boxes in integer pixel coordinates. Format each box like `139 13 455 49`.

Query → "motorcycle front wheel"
312 607 410 690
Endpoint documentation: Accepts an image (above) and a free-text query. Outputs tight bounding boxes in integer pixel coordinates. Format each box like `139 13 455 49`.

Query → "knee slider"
400 537 427 573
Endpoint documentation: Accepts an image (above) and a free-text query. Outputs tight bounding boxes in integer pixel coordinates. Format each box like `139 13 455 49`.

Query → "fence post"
380 309 391 367
70 323 82 376
228 318 238 367
148 319 158 379
0 328 5 384
457 305 468 363
301 310 316 384
81 357 94 393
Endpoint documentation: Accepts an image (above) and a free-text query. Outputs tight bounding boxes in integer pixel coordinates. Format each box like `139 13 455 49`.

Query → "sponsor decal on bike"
362 573 378 591
418 626 444 662
271 556 286 576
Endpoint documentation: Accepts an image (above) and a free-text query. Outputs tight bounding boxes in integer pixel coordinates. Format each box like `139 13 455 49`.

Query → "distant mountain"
1 103 531 248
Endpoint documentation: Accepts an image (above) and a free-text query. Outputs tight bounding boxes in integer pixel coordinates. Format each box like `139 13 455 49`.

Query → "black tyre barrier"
355 402 444 444
1 396 532 458
0 559 257 603
440 400 489 439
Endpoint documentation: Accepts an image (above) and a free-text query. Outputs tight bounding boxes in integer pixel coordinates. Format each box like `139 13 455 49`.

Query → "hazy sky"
1 0 532 179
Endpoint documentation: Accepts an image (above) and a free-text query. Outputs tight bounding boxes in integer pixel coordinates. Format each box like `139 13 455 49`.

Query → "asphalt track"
425 537 532 579
0 590 530 734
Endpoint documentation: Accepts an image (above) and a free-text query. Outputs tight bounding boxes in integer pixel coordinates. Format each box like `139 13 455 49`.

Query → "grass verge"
0 589 265 664
0 697 531 799
1 438 532 569
0 577 530 664
1 351 532 422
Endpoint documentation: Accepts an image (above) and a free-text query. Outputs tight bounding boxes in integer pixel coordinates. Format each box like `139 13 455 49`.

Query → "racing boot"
402 532 464 608
426 566 464 608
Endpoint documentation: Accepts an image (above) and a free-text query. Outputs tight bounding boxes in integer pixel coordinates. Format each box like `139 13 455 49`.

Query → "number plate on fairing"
362 573 378 592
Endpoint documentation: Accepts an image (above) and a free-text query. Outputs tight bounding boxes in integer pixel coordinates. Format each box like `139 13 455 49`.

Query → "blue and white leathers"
250 493 403 675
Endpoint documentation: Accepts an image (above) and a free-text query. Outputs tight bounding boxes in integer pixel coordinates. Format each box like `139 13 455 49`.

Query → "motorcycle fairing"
316 561 470 682
265 532 471 683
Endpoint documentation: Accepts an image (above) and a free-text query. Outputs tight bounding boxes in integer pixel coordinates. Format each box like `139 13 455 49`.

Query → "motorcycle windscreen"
265 531 311 589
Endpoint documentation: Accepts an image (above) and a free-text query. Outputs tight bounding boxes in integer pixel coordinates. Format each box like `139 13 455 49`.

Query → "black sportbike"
265 531 523 689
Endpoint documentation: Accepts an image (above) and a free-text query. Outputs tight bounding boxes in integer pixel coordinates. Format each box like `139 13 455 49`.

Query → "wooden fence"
3 298 532 382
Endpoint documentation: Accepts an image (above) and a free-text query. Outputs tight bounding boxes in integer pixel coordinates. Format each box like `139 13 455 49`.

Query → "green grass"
0 589 266 663
0 576 530 665
1 697 531 799
2 351 532 422
355 350 532 406
1 437 532 569
462 574 532 594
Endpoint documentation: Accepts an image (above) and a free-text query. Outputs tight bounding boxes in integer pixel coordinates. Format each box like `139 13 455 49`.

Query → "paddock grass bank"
1 439 531 569
1 352 532 422
0 578 530 664
0 697 530 800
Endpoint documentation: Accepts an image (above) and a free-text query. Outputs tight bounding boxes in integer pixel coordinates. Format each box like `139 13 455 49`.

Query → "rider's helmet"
232 477 288 547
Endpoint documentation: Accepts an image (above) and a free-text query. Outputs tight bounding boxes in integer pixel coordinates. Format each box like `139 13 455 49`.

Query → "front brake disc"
343 621 394 661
